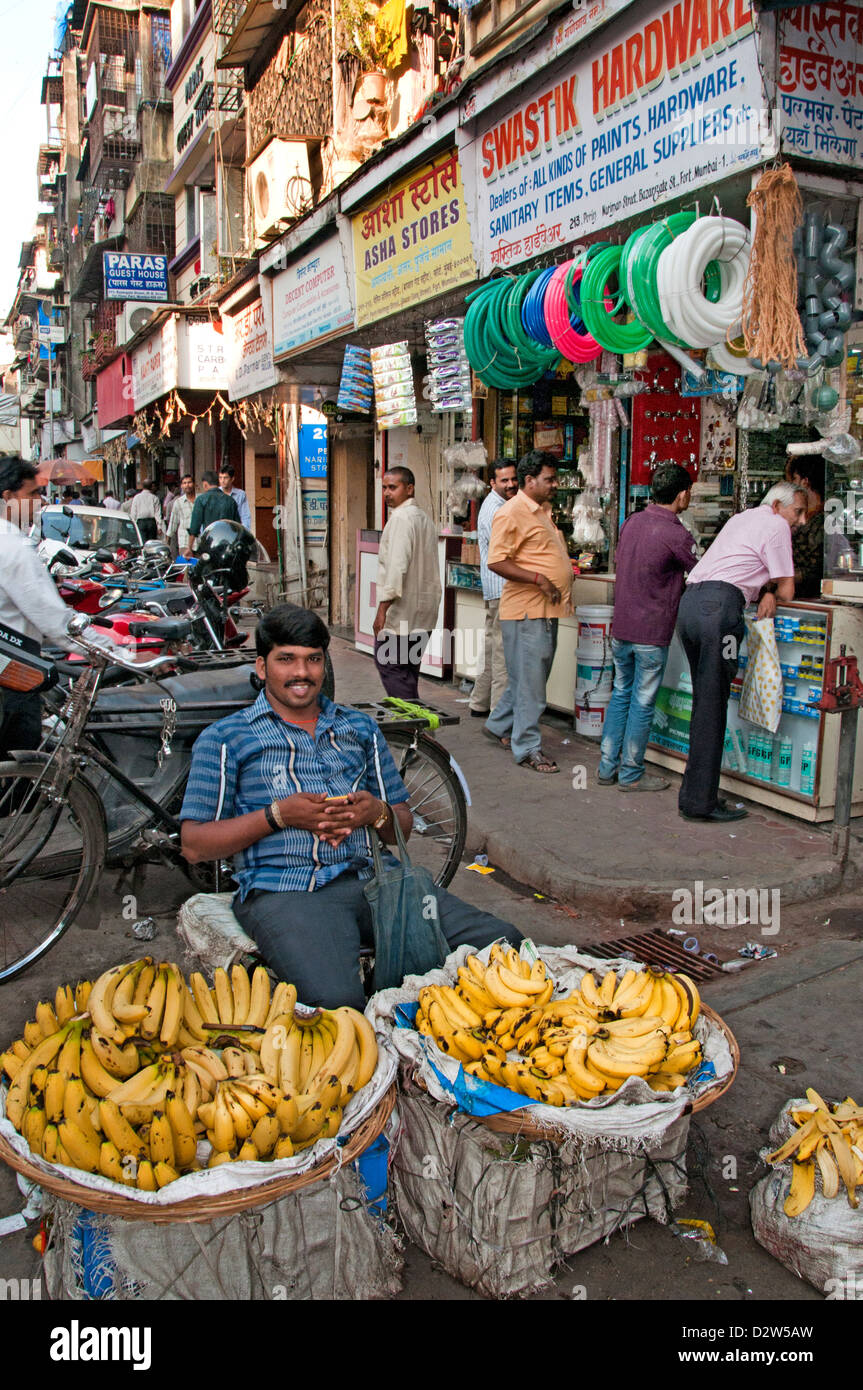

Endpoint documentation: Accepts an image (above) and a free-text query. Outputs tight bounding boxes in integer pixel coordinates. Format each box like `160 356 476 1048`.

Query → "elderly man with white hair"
676 481 808 824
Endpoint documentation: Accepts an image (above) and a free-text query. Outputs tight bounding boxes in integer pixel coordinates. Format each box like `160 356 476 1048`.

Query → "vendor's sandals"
519 749 559 774
482 727 511 749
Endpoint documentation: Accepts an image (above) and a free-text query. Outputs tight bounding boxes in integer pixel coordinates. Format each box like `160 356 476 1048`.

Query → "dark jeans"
677 582 745 817
0 689 42 762
374 631 430 700
137 517 158 542
234 870 523 1010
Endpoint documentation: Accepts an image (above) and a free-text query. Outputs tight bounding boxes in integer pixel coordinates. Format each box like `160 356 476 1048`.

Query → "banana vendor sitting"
180 606 522 1009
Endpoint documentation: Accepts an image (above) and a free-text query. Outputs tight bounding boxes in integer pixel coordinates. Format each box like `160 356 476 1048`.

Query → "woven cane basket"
0 1085 395 1224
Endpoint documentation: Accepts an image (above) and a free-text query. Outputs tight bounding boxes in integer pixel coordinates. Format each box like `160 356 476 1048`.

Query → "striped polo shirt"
180 690 410 899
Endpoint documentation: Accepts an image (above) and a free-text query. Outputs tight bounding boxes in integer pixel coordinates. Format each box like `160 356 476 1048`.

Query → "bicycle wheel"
382 730 467 888
0 761 106 983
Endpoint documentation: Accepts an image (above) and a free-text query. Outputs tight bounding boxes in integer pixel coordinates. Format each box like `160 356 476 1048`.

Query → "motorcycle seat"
92 663 259 719
126 618 192 641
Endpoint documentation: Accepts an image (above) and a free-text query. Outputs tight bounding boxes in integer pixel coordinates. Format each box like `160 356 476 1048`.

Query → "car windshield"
41 511 139 551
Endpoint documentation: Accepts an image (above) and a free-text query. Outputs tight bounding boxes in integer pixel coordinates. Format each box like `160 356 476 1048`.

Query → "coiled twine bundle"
741 164 807 368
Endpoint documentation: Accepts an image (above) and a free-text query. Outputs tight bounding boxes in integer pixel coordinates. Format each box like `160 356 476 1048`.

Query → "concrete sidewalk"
331 635 863 919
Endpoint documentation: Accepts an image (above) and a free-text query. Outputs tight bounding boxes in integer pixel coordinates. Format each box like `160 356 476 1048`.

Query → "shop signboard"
225 296 276 400
467 0 764 277
271 236 354 358
351 150 477 327
181 319 228 391
778 1 863 167
103 253 169 303
132 316 178 409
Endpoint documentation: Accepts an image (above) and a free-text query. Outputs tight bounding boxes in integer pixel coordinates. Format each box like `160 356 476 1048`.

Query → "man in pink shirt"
677 482 807 823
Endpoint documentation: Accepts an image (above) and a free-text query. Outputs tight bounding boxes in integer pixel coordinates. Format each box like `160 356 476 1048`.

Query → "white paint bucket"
574 687 612 738
575 644 614 695
576 604 614 660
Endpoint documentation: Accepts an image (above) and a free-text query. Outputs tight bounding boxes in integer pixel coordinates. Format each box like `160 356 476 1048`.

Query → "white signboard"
271 236 354 358
468 0 764 276
132 317 178 408
225 295 277 400
181 319 228 391
779 0 863 166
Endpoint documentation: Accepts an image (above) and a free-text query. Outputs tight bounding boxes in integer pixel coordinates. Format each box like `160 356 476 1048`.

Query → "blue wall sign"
103 252 169 303
299 423 328 478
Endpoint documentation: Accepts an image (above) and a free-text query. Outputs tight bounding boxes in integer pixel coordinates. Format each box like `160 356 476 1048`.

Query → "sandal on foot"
519 750 559 773
482 727 511 749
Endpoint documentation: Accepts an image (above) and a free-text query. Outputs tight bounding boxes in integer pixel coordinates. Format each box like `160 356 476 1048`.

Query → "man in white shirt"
219 466 252 532
469 460 517 717
372 467 442 699
677 481 807 824
167 473 196 558
129 480 163 541
102 490 121 511
0 459 120 757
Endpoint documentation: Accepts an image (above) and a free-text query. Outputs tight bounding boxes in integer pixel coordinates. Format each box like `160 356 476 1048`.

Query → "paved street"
0 634 861 1300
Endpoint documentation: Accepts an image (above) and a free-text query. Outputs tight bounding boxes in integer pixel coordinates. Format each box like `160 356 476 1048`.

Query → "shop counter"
646 599 863 822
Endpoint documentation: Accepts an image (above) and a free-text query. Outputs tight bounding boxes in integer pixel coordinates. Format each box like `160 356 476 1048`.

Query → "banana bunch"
414 951 704 1105
766 1088 863 1217
2 960 380 1190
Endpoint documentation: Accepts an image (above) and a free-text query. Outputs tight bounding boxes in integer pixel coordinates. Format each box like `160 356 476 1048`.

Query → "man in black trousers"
676 482 806 823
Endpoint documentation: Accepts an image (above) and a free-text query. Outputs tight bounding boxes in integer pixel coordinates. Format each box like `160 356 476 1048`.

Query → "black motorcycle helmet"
194 519 256 589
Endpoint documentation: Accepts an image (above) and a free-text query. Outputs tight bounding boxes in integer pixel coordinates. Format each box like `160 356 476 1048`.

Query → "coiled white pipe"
657 217 751 349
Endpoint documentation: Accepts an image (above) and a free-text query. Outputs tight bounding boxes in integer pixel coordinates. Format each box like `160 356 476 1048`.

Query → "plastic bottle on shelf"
776 737 793 787
800 742 816 796
747 731 760 777
735 728 748 768
723 728 739 771
760 733 774 780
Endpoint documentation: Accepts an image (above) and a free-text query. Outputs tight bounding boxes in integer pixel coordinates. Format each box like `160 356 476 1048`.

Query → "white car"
35 504 144 566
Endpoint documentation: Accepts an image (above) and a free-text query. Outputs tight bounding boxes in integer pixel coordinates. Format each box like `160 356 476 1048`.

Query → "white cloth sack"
750 1098 863 1295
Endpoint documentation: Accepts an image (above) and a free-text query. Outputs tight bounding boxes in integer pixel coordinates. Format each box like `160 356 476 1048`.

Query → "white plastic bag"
739 616 783 733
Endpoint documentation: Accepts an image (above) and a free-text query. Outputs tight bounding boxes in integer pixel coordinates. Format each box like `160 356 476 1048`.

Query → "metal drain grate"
577 928 725 982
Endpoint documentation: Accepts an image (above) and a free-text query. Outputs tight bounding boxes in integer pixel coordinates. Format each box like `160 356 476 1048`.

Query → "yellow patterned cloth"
739 617 783 734
378 0 408 66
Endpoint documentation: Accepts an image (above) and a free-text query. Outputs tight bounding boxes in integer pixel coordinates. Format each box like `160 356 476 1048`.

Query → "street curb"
464 819 863 916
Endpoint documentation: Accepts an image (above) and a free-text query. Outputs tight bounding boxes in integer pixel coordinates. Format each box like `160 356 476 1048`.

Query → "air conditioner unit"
248 139 312 240
116 301 159 346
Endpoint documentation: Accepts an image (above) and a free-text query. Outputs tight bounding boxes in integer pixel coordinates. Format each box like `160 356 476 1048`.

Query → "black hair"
201 470 219 487
517 450 558 488
218 464 235 478
384 466 415 488
181 473 194 483
0 458 39 495
256 605 331 659
489 459 515 481
650 462 693 505
787 455 825 502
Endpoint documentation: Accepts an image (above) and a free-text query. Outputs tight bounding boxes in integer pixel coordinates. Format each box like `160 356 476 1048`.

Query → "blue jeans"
598 640 668 785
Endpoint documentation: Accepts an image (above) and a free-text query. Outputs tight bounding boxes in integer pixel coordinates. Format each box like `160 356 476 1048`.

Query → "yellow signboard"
352 150 477 328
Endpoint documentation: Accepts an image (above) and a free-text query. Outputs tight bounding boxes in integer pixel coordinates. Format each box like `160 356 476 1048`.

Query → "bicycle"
0 625 467 983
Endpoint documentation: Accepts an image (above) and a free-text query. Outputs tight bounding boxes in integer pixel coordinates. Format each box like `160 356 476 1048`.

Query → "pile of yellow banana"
1 958 377 1191
415 945 703 1106
766 1088 863 1217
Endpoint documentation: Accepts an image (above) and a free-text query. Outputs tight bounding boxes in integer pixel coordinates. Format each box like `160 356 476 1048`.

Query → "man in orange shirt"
484 452 573 773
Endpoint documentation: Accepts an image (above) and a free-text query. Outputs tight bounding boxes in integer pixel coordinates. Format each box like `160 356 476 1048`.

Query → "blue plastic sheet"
396 1002 537 1117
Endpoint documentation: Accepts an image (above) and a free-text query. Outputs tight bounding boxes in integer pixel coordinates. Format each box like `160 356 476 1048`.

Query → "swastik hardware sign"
468 0 764 276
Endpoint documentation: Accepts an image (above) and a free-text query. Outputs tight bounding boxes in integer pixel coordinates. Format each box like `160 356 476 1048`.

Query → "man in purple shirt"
598 463 696 791
677 481 807 823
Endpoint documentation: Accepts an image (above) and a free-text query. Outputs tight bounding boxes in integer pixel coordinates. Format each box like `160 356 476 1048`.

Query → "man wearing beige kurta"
372 467 442 698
